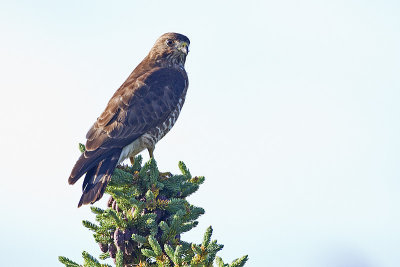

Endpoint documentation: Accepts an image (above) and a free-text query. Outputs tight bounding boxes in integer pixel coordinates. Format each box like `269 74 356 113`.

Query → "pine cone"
98 243 108 253
107 196 114 207
125 241 134 255
123 229 132 241
114 228 125 250
109 243 117 258
112 200 122 212
112 200 117 211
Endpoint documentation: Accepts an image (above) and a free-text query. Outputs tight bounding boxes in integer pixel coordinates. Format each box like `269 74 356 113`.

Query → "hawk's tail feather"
77 150 121 207
77 174 110 207
68 149 117 185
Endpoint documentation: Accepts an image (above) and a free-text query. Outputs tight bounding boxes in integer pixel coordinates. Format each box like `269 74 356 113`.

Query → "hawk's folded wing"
69 67 187 184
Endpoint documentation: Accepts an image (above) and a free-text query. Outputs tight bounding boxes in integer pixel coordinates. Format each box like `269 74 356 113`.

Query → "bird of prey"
68 33 190 207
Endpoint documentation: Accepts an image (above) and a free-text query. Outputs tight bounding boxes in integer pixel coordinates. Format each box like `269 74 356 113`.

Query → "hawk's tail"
69 149 121 207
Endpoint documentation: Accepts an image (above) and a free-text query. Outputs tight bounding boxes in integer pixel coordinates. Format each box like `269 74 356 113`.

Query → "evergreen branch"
108 168 134 187
161 177 181 195
180 184 199 198
148 158 159 185
131 155 143 171
166 198 186 213
139 160 151 178
191 244 202 255
180 241 192 252
146 218 158 236
180 221 198 233
215 256 226 267
207 240 224 253
140 213 157 222
229 255 249 267
58 256 80 267
131 233 147 244
94 233 112 244
115 250 124 267
91 206 105 215
164 244 175 262
173 245 183 265
129 197 143 207
148 235 162 257
82 251 101 267
190 176 205 185
141 248 157 258
82 220 99 232
206 251 218 266
105 209 122 227
178 161 191 179
145 189 156 203
187 206 205 221
159 221 169 232
202 226 213 247
99 252 110 260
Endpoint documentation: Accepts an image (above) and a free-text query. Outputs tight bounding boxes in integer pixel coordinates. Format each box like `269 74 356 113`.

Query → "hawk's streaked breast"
118 78 187 164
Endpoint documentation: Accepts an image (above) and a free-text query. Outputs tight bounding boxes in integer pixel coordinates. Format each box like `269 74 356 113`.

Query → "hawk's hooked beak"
178 41 189 55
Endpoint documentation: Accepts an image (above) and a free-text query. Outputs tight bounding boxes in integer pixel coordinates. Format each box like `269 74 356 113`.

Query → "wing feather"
69 66 187 183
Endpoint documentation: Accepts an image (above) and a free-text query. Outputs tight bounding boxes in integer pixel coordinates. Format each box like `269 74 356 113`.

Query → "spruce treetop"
60 152 248 267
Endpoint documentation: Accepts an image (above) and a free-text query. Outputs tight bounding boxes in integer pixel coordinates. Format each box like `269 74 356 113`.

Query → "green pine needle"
131 233 147 244
90 206 105 215
229 255 249 267
131 155 143 170
115 250 124 267
99 252 110 260
178 161 192 179
82 220 98 231
105 209 122 227
191 244 202 255
141 248 157 258
164 244 175 261
58 256 80 267
82 251 101 266
173 245 183 265
215 256 226 267
202 226 213 247
148 235 162 257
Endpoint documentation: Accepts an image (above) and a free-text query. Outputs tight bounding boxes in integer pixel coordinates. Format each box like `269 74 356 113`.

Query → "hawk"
69 33 190 207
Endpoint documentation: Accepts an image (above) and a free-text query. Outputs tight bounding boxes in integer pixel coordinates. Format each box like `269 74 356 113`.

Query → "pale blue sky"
0 1 399 266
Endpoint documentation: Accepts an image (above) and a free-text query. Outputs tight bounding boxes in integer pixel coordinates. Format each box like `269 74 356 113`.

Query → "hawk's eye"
166 39 174 47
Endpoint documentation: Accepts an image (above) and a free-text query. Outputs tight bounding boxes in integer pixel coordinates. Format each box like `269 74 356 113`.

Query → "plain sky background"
0 1 399 266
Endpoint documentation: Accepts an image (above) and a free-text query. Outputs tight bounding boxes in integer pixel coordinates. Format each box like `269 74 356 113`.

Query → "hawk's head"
149 32 190 66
